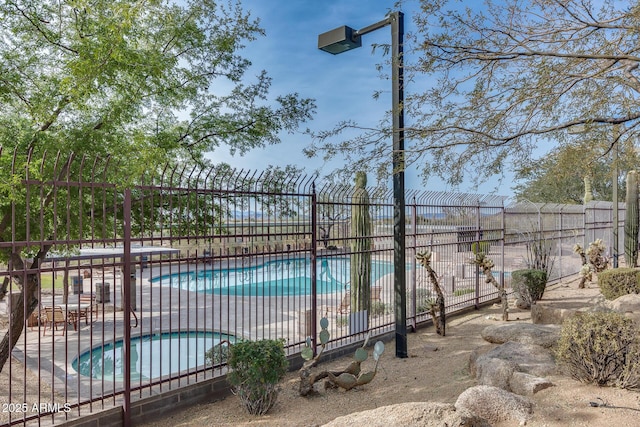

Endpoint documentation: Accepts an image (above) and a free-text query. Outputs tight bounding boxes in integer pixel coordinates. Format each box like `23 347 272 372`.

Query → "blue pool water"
72 331 236 381
152 257 394 296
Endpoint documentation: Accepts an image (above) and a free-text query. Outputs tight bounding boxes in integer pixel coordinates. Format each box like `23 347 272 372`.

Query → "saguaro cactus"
583 176 594 204
625 170 639 267
350 172 372 313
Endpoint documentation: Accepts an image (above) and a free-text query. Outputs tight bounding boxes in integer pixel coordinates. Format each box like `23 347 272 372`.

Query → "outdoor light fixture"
318 26 362 54
318 12 408 358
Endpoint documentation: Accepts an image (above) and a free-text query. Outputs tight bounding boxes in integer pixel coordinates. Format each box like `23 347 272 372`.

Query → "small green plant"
413 287 432 310
335 314 348 327
370 301 387 316
452 288 475 297
555 311 640 390
227 339 288 415
511 269 547 308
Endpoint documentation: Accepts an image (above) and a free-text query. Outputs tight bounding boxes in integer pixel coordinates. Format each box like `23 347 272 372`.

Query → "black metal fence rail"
0 148 616 426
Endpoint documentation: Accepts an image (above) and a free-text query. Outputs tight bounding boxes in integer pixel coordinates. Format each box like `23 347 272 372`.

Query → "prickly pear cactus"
298 318 386 396
301 317 329 361
625 171 639 268
326 340 385 391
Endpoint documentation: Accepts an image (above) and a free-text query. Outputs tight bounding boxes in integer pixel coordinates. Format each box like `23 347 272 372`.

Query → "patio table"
57 303 91 331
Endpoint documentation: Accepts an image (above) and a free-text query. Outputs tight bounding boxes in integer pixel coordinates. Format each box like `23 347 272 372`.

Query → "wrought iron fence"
0 149 617 426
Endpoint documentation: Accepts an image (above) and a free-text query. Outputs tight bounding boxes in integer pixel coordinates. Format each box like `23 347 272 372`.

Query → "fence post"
122 188 132 427
409 197 417 331
474 200 481 309
500 199 505 292
310 182 318 354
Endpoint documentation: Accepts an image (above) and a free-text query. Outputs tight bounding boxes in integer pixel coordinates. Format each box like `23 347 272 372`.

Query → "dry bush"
555 311 640 390
597 268 640 300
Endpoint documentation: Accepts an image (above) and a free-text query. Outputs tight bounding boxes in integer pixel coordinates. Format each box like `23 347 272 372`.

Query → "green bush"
452 288 474 297
555 311 640 390
597 268 640 300
511 269 547 308
471 241 491 255
413 288 433 313
336 315 348 327
227 339 289 415
370 301 387 316
205 341 231 366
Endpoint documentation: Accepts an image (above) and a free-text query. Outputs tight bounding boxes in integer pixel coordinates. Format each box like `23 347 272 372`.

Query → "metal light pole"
612 124 620 268
318 11 408 358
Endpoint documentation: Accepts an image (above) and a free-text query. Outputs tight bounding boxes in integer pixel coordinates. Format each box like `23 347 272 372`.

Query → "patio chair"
370 286 382 303
42 306 66 336
79 293 98 322
326 291 351 315
27 308 40 331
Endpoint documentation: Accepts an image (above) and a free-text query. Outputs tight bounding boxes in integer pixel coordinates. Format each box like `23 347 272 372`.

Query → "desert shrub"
452 288 474 297
227 339 288 415
471 241 490 255
414 288 433 313
370 301 387 316
555 311 640 390
511 269 547 308
597 268 640 300
336 315 348 327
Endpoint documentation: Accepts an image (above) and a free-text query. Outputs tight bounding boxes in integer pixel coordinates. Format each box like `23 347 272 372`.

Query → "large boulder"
481 323 561 348
470 340 556 398
471 341 556 378
604 293 640 322
455 385 533 425
508 372 554 396
473 357 518 390
531 303 585 324
322 401 490 427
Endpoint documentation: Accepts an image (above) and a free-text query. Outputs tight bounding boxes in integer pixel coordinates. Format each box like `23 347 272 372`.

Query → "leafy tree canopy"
306 0 640 190
0 0 315 181
0 0 316 373
0 0 316 244
514 141 630 204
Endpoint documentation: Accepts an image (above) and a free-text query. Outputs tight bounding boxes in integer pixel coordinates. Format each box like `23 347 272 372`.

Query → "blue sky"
206 0 513 195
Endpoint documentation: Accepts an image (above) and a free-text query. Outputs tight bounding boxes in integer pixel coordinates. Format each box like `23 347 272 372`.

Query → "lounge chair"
326 288 382 316
327 291 351 315
42 306 66 336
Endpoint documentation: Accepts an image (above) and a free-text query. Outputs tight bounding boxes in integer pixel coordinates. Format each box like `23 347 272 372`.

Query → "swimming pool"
152 257 394 296
72 331 236 381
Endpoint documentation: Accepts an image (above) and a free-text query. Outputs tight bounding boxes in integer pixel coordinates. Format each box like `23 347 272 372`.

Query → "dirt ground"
138 279 640 427
3 279 640 426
